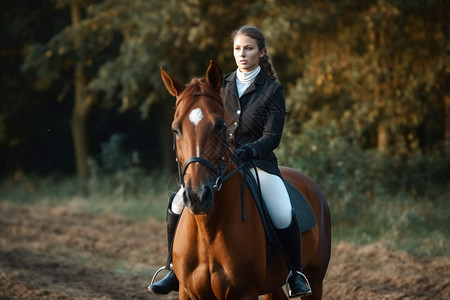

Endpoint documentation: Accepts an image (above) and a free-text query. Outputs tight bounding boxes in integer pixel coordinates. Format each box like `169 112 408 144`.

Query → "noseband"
176 134 224 191
174 121 235 191
173 90 249 217
174 124 247 193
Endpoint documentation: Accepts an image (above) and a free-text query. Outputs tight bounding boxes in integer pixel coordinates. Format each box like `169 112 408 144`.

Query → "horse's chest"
184 262 255 299
174 215 266 297
191 264 229 295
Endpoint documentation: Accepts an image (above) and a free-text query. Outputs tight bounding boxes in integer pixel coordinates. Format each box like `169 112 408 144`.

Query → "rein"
172 88 261 221
173 128 255 220
174 128 244 191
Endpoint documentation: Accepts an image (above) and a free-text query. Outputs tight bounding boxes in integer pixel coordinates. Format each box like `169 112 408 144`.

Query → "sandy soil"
0 202 448 299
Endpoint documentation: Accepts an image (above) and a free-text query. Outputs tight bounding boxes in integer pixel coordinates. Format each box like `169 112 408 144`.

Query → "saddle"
241 167 316 269
242 167 316 233
284 179 316 233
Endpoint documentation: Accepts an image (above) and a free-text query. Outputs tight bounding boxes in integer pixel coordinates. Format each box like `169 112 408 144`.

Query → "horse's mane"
175 77 222 107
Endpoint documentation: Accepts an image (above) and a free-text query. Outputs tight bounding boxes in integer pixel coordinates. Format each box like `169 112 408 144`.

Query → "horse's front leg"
226 294 260 300
260 288 289 300
225 289 268 300
178 286 193 300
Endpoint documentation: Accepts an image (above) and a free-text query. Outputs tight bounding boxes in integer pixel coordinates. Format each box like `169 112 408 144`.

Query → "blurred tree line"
0 0 448 181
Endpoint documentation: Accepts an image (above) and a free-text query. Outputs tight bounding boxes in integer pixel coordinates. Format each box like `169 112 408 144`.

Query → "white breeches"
170 187 186 216
170 168 292 229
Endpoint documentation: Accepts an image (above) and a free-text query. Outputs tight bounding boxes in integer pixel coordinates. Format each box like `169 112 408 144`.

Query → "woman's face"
233 34 265 72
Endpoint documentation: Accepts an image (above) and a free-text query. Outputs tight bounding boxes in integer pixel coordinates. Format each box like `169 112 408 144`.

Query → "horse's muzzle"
183 185 213 215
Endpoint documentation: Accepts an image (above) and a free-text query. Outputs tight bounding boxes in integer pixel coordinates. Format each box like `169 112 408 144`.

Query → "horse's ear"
161 67 185 97
206 60 223 92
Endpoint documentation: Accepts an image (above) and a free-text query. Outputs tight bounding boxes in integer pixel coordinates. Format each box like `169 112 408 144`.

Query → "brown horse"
160 60 331 300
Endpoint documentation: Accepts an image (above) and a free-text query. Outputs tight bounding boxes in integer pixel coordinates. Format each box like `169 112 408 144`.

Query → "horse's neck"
191 171 244 236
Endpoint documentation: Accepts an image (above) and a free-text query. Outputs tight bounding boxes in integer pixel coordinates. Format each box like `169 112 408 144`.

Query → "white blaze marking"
189 108 203 157
189 107 203 128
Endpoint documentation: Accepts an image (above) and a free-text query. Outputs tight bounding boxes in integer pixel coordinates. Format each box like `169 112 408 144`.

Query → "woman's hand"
234 145 257 162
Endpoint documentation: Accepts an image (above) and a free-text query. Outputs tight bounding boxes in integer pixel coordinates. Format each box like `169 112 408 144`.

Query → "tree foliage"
269 0 448 155
1 0 448 178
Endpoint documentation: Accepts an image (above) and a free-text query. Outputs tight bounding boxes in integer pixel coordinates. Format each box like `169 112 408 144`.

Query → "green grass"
0 169 180 222
277 135 450 257
1 162 449 257
331 191 449 256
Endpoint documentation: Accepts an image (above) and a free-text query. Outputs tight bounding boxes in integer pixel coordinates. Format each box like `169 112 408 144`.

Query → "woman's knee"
170 187 185 215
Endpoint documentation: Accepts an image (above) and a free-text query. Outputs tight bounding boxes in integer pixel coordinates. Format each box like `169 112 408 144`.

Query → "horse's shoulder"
280 166 307 179
279 166 318 191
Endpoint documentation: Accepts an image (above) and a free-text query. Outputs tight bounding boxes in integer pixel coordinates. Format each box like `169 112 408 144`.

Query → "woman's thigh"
249 168 292 228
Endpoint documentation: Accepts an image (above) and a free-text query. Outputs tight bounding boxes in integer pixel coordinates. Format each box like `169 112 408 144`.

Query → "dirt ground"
0 202 448 300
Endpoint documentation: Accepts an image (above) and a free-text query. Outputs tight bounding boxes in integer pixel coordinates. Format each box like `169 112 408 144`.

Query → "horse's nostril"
184 185 214 214
202 186 212 201
185 186 200 202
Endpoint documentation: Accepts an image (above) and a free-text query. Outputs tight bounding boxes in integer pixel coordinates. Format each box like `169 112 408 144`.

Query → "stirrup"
285 270 312 298
150 263 173 287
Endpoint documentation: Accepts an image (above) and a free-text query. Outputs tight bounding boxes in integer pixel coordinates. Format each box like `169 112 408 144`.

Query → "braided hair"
231 25 279 82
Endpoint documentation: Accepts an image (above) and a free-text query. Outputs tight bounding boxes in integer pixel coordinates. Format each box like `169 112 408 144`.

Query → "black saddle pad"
283 179 316 233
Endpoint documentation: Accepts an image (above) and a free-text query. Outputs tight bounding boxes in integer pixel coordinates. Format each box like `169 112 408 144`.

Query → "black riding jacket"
222 70 286 177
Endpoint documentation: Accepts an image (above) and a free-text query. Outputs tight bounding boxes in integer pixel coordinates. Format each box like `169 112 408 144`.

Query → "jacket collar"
225 69 267 98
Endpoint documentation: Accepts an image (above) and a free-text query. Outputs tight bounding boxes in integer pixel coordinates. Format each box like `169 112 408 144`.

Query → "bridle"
173 90 246 192
172 90 258 222
173 126 242 191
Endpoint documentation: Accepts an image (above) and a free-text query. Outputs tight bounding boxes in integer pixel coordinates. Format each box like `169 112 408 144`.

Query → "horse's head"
161 60 226 215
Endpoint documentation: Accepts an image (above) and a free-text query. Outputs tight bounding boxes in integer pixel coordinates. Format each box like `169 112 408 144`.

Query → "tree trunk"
377 124 389 152
161 101 176 173
445 94 450 152
70 0 91 178
71 101 90 178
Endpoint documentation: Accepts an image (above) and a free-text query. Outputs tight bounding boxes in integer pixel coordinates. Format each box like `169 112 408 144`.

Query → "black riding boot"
147 196 180 294
275 213 312 298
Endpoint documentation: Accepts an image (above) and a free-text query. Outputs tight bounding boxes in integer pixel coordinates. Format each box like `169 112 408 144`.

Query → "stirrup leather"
150 263 173 287
285 270 312 297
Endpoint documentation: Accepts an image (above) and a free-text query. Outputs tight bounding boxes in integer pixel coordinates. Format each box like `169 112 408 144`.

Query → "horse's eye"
213 120 226 134
172 124 181 136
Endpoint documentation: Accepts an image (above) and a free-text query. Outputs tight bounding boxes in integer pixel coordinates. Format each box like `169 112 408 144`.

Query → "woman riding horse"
149 25 312 298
